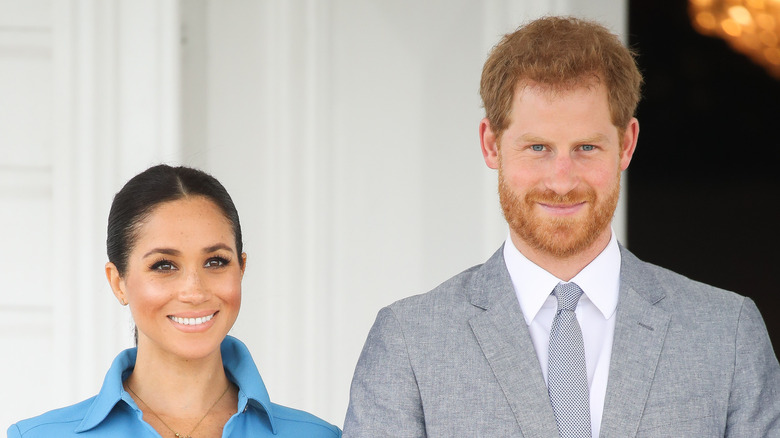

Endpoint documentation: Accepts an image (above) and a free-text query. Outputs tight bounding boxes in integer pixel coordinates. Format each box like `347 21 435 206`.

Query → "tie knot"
553 282 583 312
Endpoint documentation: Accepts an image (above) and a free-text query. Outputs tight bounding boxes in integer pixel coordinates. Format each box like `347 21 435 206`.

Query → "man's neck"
509 228 613 282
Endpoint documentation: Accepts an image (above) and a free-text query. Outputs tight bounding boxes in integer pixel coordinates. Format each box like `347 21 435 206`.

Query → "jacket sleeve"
726 297 780 436
343 307 426 438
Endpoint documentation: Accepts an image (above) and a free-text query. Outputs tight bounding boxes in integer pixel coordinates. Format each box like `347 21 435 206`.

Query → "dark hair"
107 164 244 276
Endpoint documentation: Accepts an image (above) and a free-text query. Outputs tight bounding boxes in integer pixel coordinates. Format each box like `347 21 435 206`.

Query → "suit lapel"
600 248 671 438
468 248 560 438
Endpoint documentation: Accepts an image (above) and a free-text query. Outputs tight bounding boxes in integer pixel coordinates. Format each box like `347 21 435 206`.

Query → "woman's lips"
167 311 218 328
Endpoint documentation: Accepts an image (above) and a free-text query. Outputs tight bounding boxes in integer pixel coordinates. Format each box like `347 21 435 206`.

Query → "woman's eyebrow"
203 243 233 253
142 248 180 258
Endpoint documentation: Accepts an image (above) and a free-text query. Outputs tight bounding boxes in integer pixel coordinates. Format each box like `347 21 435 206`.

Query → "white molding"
0 166 51 195
116 0 181 178
0 306 52 330
0 27 51 50
50 0 78 405
300 0 335 413
187 0 339 420
257 0 335 415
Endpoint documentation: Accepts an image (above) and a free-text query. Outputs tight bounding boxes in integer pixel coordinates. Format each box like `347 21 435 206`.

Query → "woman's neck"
125 340 232 415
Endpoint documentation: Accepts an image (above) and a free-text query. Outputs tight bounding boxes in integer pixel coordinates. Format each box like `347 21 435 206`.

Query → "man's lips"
537 201 586 215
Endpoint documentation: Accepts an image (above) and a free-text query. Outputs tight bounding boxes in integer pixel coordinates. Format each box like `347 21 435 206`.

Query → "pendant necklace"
127 382 231 438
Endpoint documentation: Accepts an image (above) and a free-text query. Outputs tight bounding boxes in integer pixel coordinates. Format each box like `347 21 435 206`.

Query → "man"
343 16 780 438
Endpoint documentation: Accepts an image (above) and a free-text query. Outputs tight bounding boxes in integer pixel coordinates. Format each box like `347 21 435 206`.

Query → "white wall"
1 0 627 429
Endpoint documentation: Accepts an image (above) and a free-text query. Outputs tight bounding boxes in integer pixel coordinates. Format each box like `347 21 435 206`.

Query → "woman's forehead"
131 197 236 251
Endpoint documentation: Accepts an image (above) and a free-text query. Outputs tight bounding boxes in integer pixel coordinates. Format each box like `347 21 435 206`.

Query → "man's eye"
581 144 595 151
531 144 545 152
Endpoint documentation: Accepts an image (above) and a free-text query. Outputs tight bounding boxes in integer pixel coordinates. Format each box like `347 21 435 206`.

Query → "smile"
168 313 216 326
538 202 586 215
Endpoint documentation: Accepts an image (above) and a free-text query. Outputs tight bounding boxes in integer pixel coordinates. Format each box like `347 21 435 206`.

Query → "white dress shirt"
503 231 621 438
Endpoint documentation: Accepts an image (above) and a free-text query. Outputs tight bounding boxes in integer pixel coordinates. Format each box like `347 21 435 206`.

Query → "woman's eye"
531 144 545 152
580 144 595 151
205 257 230 268
151 260 176 271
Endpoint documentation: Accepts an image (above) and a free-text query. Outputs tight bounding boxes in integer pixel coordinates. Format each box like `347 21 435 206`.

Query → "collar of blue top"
74 335 277 434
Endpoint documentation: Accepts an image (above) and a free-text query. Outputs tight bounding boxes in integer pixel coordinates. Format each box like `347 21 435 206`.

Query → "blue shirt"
7 336 341 437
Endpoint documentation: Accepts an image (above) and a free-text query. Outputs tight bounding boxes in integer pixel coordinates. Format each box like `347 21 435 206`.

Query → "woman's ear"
240 253 247 275
105 262 128 306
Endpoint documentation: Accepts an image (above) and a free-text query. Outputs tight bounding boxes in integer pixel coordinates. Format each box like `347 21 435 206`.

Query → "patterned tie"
548 282 592 438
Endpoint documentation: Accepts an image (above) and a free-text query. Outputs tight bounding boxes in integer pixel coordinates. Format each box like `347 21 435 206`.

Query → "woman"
8 165 341 438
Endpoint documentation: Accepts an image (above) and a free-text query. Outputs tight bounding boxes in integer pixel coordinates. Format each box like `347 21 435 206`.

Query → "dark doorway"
628 1 780 349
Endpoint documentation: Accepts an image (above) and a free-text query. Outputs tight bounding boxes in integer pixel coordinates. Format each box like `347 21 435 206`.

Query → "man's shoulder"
623 248 747 311
8 397 95 438
386 262 485 314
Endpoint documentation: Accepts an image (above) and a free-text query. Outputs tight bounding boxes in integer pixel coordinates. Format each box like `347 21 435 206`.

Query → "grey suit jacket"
343 246 780 437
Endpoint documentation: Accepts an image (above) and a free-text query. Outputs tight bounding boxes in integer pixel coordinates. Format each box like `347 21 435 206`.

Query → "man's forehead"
514 76 604 99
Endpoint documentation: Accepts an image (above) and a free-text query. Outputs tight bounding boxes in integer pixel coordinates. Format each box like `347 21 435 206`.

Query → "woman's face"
107 196 245 361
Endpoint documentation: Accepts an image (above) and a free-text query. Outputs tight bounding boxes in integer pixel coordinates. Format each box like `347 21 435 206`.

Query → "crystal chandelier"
689 0 780 78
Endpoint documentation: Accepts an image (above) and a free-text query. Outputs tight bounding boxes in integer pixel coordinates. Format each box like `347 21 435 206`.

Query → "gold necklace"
126 382 231 438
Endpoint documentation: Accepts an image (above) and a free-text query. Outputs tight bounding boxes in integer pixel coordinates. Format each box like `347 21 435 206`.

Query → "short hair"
106 164 243 276
480 16 643 140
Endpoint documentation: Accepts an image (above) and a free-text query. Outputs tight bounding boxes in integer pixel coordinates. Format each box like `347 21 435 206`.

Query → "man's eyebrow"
142 248 181 258
577 133 610 144
517 133 610 144
518 134 549 143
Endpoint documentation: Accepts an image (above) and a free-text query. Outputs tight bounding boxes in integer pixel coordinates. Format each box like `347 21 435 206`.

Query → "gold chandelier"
689 0 780 78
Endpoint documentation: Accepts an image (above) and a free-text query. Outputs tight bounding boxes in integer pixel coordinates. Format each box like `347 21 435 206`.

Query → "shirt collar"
76 335 277 434
221 335 278 433
503 230 621 325
75 346 137 432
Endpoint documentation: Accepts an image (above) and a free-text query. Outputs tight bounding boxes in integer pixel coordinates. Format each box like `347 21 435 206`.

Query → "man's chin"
516 224 601 258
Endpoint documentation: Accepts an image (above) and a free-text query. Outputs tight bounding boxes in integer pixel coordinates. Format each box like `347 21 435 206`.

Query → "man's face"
482 81 637 259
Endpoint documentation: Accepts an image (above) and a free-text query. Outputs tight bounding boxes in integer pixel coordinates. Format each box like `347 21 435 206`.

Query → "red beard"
498 168 620 258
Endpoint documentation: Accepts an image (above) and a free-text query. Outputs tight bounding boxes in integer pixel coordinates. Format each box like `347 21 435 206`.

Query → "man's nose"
544 153 579 195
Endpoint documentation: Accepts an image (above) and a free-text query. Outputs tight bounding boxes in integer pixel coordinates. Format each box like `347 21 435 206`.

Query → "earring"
120 298 127 306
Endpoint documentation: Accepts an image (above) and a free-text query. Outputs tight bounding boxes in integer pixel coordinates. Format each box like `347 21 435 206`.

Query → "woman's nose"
178 269 210 304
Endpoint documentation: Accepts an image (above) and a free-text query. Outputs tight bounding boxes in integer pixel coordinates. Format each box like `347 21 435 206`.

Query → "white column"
181 0 341 420
56 0 182 399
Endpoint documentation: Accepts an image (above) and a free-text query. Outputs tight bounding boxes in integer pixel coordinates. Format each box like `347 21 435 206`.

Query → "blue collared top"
8 336 341 437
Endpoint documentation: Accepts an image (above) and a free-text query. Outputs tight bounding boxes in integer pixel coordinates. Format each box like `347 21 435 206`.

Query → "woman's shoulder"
8 346 140 438
7 397 96 438
221 337 341 437
266 402 342 437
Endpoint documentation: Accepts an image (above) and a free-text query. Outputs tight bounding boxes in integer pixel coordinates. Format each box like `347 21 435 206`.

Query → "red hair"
480 16 643 140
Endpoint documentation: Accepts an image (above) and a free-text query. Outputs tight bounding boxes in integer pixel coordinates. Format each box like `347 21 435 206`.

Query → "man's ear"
480 118 500 169
620 117 639 171
105 262 128 306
